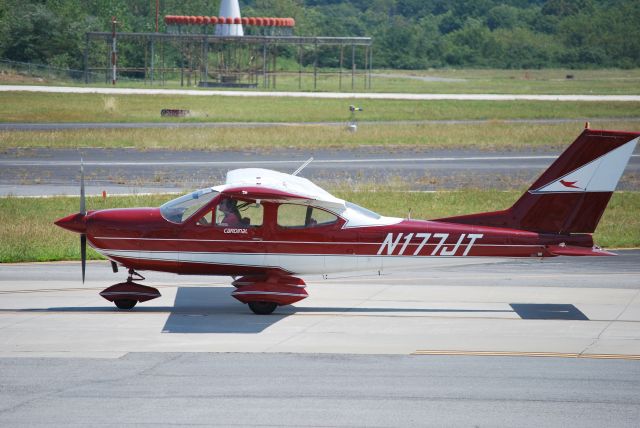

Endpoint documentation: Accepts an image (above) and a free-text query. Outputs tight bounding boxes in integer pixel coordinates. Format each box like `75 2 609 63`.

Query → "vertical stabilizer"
434 129 639 234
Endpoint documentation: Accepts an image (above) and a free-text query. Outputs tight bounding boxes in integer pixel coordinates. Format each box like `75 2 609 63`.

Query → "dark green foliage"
0 0 638 70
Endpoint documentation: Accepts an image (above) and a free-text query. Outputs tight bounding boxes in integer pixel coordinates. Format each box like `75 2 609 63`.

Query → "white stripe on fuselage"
94 236 531 248
96 248 540 275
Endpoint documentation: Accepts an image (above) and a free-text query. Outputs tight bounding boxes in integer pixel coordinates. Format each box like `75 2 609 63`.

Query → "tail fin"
435 128 638 234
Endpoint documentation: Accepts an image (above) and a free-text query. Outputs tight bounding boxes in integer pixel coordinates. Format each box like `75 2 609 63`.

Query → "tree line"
1 0 638 71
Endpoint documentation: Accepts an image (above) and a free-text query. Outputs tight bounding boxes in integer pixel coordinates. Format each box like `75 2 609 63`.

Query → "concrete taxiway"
1 252 639 358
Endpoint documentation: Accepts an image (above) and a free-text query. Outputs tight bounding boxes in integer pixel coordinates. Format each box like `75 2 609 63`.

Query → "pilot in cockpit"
218 198 244 227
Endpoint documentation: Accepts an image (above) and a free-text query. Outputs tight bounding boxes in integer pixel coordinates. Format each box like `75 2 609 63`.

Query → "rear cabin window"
277 204 338 228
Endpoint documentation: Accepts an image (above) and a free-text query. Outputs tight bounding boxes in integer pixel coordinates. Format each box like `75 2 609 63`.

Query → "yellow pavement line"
412 350 640 360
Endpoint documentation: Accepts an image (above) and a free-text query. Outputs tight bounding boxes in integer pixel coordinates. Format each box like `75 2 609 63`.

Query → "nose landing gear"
100 269 161 310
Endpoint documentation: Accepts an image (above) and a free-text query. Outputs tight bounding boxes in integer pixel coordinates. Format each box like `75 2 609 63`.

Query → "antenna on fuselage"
292 157 313 176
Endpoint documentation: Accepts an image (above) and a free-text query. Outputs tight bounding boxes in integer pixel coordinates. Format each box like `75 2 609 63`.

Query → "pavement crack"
579 288 640 356
136 353 185 377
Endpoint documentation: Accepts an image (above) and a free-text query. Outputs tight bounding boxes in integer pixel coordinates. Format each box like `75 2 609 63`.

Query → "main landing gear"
99 269 161 310
248 301 278 315
231 275 309 315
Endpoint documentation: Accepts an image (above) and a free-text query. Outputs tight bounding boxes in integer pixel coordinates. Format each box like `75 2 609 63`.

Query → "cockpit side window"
277 204 338 228
192 197 263 228
213 198 263 228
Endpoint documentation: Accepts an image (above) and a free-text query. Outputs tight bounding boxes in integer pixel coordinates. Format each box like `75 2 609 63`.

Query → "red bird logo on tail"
560 180 580 189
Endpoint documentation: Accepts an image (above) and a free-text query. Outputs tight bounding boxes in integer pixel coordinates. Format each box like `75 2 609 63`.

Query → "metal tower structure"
83 3 373 91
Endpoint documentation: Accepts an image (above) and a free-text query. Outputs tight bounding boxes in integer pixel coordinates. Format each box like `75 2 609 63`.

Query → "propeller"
80 159 86 283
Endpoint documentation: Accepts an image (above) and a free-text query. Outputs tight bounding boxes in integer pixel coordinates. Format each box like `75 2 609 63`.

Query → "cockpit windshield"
160 188 218 224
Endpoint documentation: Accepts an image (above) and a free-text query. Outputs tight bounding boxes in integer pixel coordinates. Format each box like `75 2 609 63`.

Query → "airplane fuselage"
85 202 596 278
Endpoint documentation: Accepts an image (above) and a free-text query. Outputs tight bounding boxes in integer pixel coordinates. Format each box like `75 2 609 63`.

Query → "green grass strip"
1 92 639 123
2 121 639 151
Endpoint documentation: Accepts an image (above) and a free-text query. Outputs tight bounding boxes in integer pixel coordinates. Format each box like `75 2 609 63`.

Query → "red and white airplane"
55 127 638 314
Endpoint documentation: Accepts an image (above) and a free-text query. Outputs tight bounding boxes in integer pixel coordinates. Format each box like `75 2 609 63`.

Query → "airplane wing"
221 186 309 202
215 168 346 210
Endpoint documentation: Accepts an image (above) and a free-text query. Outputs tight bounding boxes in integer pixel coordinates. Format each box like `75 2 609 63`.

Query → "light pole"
111 17 118 85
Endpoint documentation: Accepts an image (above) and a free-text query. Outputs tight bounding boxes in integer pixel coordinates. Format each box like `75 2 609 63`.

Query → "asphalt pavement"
2 147 639 196
1 353 638 427
3 117 640 131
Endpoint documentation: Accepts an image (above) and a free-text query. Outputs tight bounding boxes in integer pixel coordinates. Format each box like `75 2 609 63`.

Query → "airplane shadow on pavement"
4 287 590 334
161 287 590 334
161 286 522 334
161 286 287 334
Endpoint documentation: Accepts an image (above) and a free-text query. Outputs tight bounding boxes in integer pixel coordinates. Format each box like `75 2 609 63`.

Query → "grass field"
1 190 638 263
364 69 640 95
3 120 639 151
271 68 640 94
3 67 640 95
1 92 640 125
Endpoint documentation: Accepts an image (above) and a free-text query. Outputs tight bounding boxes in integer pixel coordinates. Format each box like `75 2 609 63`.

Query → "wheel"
248 301 278 315
114 299 137 310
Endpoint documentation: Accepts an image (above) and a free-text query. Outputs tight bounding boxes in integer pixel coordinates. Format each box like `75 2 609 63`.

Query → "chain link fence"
0 58 142 84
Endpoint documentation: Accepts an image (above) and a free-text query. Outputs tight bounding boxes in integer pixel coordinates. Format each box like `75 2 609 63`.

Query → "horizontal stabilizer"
546 245 616 257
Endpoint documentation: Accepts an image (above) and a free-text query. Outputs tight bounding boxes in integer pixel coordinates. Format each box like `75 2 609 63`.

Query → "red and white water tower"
216 0 243 36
